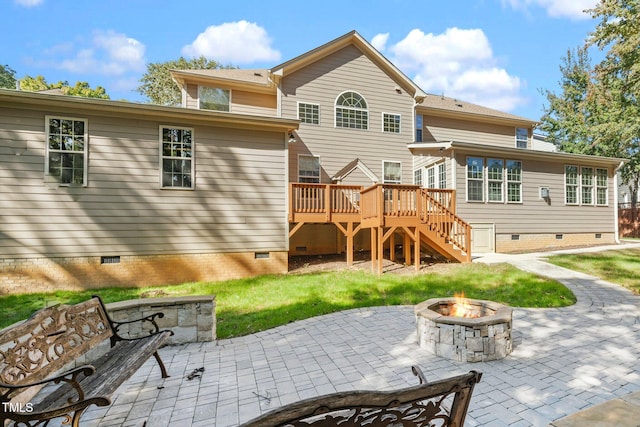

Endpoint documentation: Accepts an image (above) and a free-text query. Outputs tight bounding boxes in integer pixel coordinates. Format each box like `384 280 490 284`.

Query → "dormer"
170 69 278 117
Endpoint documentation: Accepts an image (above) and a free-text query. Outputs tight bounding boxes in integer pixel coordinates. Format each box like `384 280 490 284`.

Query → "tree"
540 1 640 207
136 56 232 106
19 75 110 99
587 0 640 206
0 65 16 89
539 46 596 154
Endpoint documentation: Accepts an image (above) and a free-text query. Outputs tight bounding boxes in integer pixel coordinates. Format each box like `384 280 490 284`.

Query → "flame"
450 292 475 318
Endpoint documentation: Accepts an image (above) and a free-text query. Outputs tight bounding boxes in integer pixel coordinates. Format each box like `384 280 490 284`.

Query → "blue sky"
2 0 602 121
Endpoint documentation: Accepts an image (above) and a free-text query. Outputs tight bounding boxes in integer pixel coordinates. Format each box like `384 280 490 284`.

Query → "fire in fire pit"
415 296 513 362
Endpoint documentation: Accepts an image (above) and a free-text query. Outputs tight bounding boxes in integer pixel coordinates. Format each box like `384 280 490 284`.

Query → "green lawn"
547 247 640 294
0 263 575 338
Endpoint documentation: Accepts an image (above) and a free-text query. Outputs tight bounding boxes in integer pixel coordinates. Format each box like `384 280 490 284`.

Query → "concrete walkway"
81 243 640 427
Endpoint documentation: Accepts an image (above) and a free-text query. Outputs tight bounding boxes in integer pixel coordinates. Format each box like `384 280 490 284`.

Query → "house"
0 31 625 292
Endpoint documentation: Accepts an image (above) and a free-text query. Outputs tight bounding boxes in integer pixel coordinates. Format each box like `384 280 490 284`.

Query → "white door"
471 223 495 253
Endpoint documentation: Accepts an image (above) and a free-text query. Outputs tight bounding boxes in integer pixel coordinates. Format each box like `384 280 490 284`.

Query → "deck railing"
289 183 362 222
291 183 470 260
419 189 470 256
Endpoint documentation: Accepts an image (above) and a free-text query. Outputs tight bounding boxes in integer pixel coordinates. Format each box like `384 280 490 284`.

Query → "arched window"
335 91 368 129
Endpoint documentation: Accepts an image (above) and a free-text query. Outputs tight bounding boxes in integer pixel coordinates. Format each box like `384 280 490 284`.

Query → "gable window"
516 127 528 149
45 116 88 186
298 102 319 125
298 155 320 183
415 114 423 142
487 159 504 202
596 168 608 206
199 86 230 111
383 161 401 184
383 113 401 133
506 160 522 203
335 91 368 129
565 165 579 204
467 157 484 202
581 167 594 205
161 126 194 189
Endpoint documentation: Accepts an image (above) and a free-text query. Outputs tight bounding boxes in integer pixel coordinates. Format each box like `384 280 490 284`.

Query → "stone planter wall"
106 295 216 345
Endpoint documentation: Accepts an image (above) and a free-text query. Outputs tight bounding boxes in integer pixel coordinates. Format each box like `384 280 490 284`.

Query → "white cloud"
14 0 43 7
383 28 526 112
56 30 146 76
501 0 597 20
371 33 389 52
182 21 281 64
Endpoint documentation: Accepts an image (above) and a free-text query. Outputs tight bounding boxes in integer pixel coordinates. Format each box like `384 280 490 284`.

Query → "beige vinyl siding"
453 152 616 234
186 83 198 109
422 115 527 149
0 106 287 259
231 90 277 116
282 45 415 185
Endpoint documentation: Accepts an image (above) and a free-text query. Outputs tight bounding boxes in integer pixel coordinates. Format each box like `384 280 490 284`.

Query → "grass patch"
547 248 640 294
0 263 575 338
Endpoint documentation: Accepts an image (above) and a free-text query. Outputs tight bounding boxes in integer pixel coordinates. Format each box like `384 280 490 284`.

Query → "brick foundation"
0 251 288 295
496 233 616 253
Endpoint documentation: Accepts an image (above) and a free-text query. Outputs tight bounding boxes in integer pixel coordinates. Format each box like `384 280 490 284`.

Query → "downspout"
614 160 625 244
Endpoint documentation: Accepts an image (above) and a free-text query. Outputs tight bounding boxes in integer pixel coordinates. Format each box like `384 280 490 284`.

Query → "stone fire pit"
415 297 513 362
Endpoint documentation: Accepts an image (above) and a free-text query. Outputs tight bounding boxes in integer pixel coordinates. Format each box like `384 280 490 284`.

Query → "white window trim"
198 86 232 112
466 156 484 203
334 90 369 130
297 101 320 125
298 154 321 183
516 127 528 149
438 162 447 189
564 164 579 205
506 160 523 204
487 158 504 203
596 168 609 206
413 168 423 187
581 166 595 206
45 115 89 187
381 112 401 134
382 160 402 184
159 125 195 190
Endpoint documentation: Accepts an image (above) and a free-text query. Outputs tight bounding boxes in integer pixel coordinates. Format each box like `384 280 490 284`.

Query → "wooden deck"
289 183 471 273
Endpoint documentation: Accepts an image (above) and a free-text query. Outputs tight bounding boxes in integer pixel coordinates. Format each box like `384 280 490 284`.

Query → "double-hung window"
487 159 504 202
596 168 608 206
565 165 579 204
46 116 88 186
199 86 230 111
414 169 423 187
161 126 194 189
335 91 368 129
298 155 320 183
506 160 522 203
516 128 528 149
438 163 447 188
581 167 594 205
415 114 423 142
427 167 436 188
467 157 484 201
298 102 319 125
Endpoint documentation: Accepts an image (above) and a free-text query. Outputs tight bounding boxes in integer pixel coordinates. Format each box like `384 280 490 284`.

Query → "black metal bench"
0 295 173 427
241 367 482 427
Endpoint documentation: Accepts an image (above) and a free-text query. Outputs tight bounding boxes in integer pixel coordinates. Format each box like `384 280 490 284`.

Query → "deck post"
377 226 384 275
389 232 396 262
404 231 411 265
346 222 354 266
370 228 377 273
415 227 421 271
